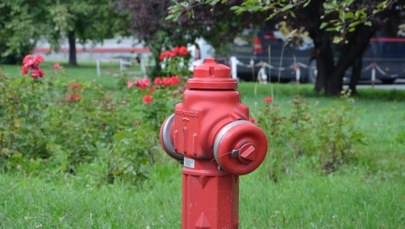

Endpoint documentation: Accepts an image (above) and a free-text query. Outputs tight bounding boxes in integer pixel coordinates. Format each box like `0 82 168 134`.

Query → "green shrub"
255 94 365 181
0 70 180 184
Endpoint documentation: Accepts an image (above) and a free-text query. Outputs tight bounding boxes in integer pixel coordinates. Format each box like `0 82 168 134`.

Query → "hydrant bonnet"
188 58 237 90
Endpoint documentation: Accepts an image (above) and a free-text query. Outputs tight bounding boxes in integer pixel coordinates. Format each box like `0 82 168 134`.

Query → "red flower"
156 76 180 87
154 77 163 86
162 77 172 87
159 53 165 61
249 117 256 124
172 47 180 55
68 82 81 90
159 50 175 61
149 87 155 93
264 96 273 103
143 95 153 104
170 76 180 85
136 78 150 89
66 93 80 102
178 46 188 56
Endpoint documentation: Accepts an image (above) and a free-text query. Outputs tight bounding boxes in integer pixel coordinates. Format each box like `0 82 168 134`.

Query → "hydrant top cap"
188 58 237 90
193 58 229 79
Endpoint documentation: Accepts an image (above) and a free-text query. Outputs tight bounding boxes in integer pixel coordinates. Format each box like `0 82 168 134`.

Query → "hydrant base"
182 162 239 229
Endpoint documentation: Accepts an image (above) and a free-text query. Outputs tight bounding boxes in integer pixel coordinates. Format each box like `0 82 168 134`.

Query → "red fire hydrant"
160 58 268 229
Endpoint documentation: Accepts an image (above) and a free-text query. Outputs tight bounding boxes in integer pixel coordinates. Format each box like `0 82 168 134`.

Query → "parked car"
229 22 405 84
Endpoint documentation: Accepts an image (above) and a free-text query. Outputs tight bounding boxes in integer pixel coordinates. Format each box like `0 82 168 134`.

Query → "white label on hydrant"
184 157 195 168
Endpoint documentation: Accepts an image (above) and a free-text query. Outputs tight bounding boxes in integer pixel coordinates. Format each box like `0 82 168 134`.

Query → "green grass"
0 61 129 90
0 163 182 228
1 63 405 228
1 165 404 228
240 170 405 228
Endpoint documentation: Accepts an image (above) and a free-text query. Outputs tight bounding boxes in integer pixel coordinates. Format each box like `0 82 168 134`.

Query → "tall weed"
256 93 364 181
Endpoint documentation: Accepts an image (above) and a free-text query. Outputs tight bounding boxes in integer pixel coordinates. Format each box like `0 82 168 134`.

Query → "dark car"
230 22 405 84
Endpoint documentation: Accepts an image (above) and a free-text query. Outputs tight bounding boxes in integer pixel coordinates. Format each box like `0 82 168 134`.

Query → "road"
354 79 405 90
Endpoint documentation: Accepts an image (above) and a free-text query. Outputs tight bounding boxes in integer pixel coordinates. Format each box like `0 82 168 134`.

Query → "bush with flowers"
0 55 182 184
1 54 364 185
159 45 192 81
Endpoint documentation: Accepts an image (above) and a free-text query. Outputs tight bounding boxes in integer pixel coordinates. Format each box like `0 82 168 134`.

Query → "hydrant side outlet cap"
188 58 237 90
213 120 268 175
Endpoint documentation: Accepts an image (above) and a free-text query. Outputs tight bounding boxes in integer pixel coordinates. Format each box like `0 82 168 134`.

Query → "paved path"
355 79 405 90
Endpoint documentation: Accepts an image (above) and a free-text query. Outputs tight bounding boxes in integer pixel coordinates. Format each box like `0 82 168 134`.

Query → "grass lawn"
0 62 404 228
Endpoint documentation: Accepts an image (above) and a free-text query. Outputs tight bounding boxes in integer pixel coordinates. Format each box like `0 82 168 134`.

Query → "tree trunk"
312 25 374 96
68 31 78 66
325 63 344 96
325 25 374 96
304 0 335 95
349 55 363 95
149 43 163 78
315 36 334 94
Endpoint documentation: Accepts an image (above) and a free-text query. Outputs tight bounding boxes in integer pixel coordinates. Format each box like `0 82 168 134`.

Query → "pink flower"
21 54 45 79
66 93 80 102
53 63 61 71
21 66 28 75
68 82 81 90
264 96 273 103
143 95 153 104
33 55 44 67
127 81 135 89
31 68 45 79
23 55 32 65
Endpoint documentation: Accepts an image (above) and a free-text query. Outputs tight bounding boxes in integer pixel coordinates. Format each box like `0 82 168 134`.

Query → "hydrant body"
160 58 268 228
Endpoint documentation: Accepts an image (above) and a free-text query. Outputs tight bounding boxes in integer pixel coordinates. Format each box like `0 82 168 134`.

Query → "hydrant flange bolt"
231 149 239 158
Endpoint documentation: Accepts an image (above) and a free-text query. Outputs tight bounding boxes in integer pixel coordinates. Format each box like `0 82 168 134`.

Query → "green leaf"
289 11 296 18
323 2 337 10
345 12 354 19
320 22 329 29
348 20 361 29
364 21 372 27
333 36 343 44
